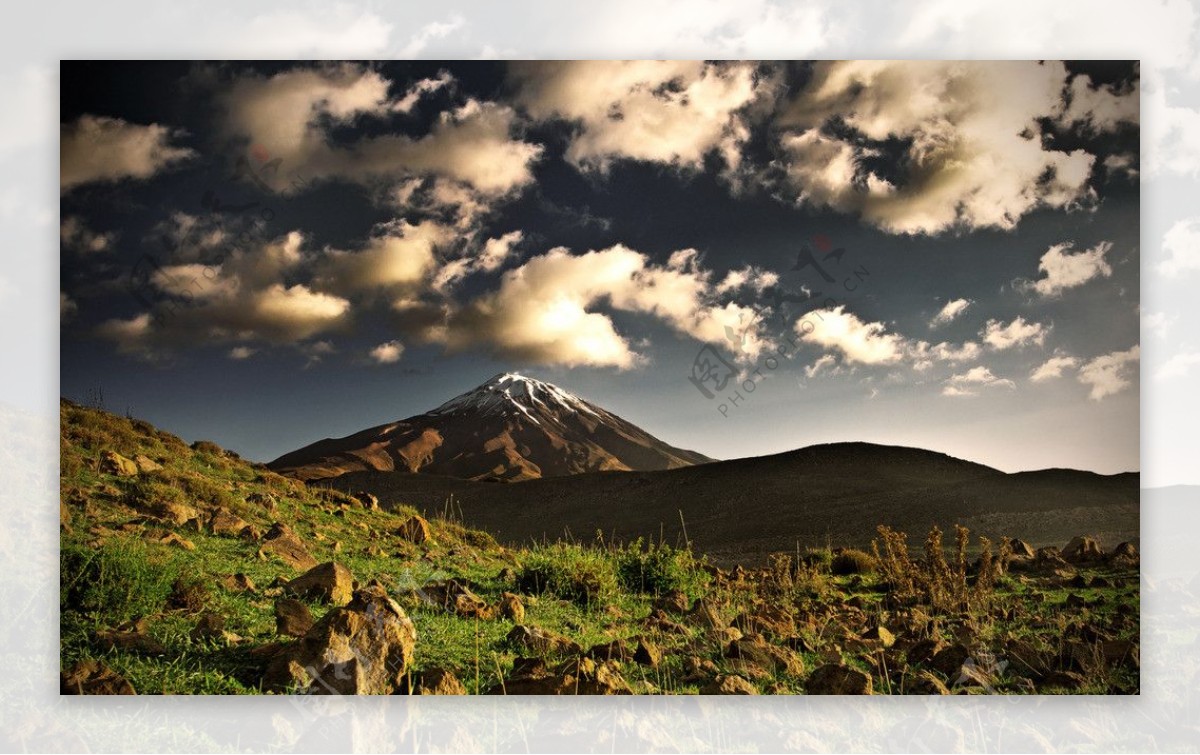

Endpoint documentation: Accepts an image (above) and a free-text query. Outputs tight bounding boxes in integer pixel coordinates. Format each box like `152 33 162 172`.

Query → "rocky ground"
60 400 1140 695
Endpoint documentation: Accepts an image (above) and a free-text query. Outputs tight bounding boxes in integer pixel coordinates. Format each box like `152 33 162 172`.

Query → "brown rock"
861 626 896 648
653 590 690 614
60 660 136 695
587 639 635 662
907 670 950 695
100 450 139 476
220 573 256 593
498 592 525 622
688 598 727 628
1039 670 1086 691
275 598 314 637
805 664 873 694
396 515 431 544
506 625 581 656
355 491 381 511
634 638 662 668
208 507 253 538
94 629 167 656
264 585 416 694
1110 541 1138 564
150 531 196 551
1063 536 1103 564
929 644 971 678
141 500 200 527
259 522 318 571
1008 538 1036 559
286 562 355 605
190 612 226 642
726 635 804 677
417 667 466 695
700 675 757 695
133 454 162 473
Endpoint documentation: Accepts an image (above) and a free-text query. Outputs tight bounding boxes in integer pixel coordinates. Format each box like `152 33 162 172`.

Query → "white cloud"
1030 355 1080 382
1142 310 1177 339
228 346 257 360
1077 346 1140 400
942 366 1015 396
510 61 761 172
369 340 405 364
1157 350 1200 381
1159 217 1200 276
397 15 464 58
796 306 906 365
929 298 971 328
1027 241 1113 297
982 317 1049 350
432 230 523 292
774 61 1106 235
60 216 116 253
1056 74 1139 134
61 115 194 191
716 266 779 295
804 353 839 379
318 220 452 295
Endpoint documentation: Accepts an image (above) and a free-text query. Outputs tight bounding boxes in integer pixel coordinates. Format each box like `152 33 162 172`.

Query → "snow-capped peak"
429 372 602 422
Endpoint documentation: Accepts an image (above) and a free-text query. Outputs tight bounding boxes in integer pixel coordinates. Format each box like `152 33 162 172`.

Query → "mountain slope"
334 442 1140 565
270 373 713 482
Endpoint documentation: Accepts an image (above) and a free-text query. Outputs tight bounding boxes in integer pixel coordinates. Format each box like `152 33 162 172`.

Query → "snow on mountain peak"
430 372 602 422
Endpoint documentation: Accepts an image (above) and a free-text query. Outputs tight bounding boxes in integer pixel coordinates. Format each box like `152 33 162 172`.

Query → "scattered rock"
275 598 314 637
286 562 355 606
682 655 719 682
417 667 466 695
133 454 162 473
246 491 278 513
726 635 804 677
587 639 635 662
208 507 254 539
190 612 226 642
354 491 381 511
634 638 662 668
700 674 757 695
506 625 581 656
264 585 417 694
653 590 690 614
1063 536 1103 564
861 626 896 648
688 597 727 628
420 579 496 619
498 592 525 622
60 501 72 530
141 500 200 527
258 522 318 571
396 515 431 544
220 573 256 593
906 670 950 695
929 644 971 678
167 577 209 612
60 660 136 695
1101 639 1139 670
148 531 195 550
1110 541 1138 564
1008 538 1036 559
94 629 167 656
805 664 873 695
1039 670 1086 691
100 450 139 477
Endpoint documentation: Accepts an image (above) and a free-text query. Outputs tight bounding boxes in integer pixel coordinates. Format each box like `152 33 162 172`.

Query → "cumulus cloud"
1025 241 1113 297
942 366 1016 396
1142 310 1178 339
61 216 116 254
1077 346 1139 400
715 266 780 295
432 230 523 292
61 115 194 191
929 298 971 328
1056 74 1139 134
1030 355 1080 382
317 220 452 295
774 61 1109 235
509 60 761 172
1159 217 1200 275
796 306 906 365
982 317 1049 350
228 346 256 360
369 340 405 364
1157 350 1200 381
219 65 542 199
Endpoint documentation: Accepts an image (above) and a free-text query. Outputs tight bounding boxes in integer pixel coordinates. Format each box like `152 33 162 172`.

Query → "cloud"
219 65 542 197
715 266 780 295
774 61 1109 235
317 220 452 295
228 346 256 360
1159 217 1200 275
942 366 1015 396
432 230 523 292
1142 310 1178 339
60 216 116 254
369 340 405 364
1077 346 1139 400
509 61 761 172
1025 241 1113 297
61 115 194 191
1030 355 1080 382
796 306 906 365
1056 73 1139 134
929 298 971 328
397 15 464 58
1157 350 1200 381
982 317 1049 350
60 292 77 319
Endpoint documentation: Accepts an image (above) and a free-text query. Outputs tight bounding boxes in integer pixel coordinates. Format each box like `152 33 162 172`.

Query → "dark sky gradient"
60 61 1140 473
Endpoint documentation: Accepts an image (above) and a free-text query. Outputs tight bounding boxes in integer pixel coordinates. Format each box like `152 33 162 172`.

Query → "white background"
1 1 1198 751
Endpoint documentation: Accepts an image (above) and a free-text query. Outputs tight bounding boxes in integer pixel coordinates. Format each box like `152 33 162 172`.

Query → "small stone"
806 664 873 694
417 667 466 695
700 675 757 695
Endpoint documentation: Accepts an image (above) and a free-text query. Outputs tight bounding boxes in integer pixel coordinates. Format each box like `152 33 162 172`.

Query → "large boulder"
1008 538 1037 560
1063 536 1103 564
275 598 314 637
264 585 417 695
258 523 318 571
100 451 139 477
286 562 355 606
61 660 136 695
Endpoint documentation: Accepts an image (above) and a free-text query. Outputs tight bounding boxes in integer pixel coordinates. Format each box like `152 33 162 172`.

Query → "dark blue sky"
60 61 1140 472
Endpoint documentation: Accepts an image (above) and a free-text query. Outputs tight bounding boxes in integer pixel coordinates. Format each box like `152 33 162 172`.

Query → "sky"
59 60 1140 473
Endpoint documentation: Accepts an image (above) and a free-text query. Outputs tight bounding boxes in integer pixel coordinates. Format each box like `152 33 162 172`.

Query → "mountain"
269 372 714 482
332 442 1140 565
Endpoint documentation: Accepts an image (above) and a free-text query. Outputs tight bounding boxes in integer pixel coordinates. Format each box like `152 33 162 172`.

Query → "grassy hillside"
60 400 1139 695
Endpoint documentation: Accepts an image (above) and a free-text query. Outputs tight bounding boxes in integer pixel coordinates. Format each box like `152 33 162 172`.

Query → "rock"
167 577 210 612
354 491 381 511
133 454 162 473
1039 670 1086 691
487 656 628 695
258 522 318 571
929 644 971 678
396 515 431 544
1101 639 1139 670
634 638 662 668
688 598 727 628
734 606 796 638
208 507 254 538
149 531 195 550
190 612 226 642
100 450 139 477
506 625 581 656
275 598 314 637
805 664 873 694
587 639 635 662
708 626 744 646
421 579 496 619
141 500 200 527
726 635 804 677
682 655 720 682
60 501 72 530
907 670 950 695
60 660 136 695
1110 541 1138 564
220 573 256 593
286 562 355 605
643 608 688 634
417 667 466 695
861 626 896 648
700 675 757 695
94 629 167 656
264 585 417 694
1008 538 1036 559
1035 546 1067 567
654 590 690 614
1063 536 1103 564
246 491 278 513
498 592 525 622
